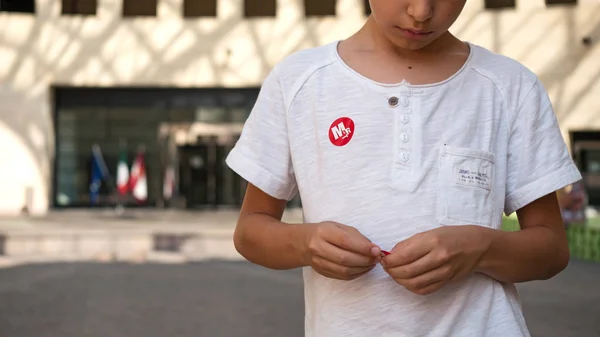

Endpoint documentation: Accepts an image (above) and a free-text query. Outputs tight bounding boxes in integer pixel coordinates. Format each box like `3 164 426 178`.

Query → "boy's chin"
384 32 440 51
391 39 436 51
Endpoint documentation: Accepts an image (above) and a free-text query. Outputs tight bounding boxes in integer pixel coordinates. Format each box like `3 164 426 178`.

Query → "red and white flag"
129 149 148 203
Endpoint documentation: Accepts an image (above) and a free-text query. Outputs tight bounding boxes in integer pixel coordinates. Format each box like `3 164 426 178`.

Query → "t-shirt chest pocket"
437 146 496 227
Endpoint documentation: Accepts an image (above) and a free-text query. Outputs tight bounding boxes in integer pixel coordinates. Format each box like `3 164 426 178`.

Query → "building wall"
0 0 599 215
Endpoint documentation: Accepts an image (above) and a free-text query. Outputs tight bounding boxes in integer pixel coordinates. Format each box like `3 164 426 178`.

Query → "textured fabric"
226 41 582 337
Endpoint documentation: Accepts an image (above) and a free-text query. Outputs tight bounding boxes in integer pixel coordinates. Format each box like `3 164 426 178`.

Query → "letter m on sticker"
331 122 349 140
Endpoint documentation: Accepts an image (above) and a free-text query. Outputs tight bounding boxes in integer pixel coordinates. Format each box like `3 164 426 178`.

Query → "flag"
116 145 129 195
129 148 148 203
89 144 110 204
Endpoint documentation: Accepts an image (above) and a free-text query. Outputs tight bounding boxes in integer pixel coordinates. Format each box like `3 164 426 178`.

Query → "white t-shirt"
226 41 582 337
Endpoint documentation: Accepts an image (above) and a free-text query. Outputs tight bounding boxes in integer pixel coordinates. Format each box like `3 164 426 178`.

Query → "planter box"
567 226 600 262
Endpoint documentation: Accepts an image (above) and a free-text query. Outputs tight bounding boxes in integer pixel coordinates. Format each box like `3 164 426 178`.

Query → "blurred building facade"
0 0 599 215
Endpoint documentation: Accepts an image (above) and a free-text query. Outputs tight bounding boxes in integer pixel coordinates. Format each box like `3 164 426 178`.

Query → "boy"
225 0 582 336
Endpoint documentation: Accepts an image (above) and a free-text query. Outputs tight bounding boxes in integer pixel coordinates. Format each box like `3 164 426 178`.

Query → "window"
123 0 157 17
484 0 516 9
62 0 97 15
304 0 336 17
244 0 276 17
184 0 217 17
545 0 577 5
0 0 35 13
364 0 371 15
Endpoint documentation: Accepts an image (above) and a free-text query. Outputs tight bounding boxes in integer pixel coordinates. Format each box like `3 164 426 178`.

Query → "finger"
408 280 446 296
316 263 374 281
385 251 445 279
382 244 430 269
382 233 436 268
318 266 374 281
315 256 375 278
327 225 380 257
320 242 378 267
394 265 452 292
349 267 375 280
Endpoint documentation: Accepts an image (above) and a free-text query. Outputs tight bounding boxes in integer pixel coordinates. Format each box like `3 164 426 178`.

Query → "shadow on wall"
0 0 326 215
533 7 600 125
453 4 600 128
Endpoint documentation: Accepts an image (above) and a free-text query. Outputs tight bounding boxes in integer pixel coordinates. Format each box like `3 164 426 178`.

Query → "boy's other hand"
303 222 382 281
381 226 489 295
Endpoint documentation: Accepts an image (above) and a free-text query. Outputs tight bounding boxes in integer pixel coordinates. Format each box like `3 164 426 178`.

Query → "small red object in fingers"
381 250 391 256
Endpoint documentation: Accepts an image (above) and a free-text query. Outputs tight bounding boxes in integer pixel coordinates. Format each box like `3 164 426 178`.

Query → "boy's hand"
303 222 382 281
381 226 489 295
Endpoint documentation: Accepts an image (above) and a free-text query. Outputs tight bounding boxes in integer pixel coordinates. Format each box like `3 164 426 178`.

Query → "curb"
0 229 241 268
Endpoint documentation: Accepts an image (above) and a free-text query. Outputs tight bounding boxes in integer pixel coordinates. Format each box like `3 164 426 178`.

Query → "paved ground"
0 259 598 337
518 260 600 337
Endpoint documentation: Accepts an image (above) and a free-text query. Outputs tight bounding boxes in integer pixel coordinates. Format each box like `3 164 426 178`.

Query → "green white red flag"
116 146 129 195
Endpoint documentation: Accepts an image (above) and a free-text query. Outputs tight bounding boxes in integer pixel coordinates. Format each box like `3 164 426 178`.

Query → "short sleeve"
504 80 582 215
225 68 298 201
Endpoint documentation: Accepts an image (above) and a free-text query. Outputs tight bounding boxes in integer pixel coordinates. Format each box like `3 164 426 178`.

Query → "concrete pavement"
518 260 600 337
0 260 598 337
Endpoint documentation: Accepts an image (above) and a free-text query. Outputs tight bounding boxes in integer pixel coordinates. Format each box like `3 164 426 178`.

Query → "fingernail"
380 259 386 268
371 246 381 256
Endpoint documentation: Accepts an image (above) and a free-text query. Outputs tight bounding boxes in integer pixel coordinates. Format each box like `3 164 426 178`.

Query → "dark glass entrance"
52 87 258 208
177 136 246 209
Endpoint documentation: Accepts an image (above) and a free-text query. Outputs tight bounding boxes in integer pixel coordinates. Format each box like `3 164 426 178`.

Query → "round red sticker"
328 117 355 147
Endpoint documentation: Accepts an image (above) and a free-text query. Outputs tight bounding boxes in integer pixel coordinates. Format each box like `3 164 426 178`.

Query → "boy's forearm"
233 212 312 270
476 226 570 284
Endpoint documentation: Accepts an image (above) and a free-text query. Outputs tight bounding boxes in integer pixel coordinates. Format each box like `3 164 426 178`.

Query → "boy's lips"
396 27 434 39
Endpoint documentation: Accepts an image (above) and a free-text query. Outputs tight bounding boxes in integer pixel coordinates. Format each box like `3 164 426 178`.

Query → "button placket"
401 96 409 107
395 91 412 169
398 91 411 128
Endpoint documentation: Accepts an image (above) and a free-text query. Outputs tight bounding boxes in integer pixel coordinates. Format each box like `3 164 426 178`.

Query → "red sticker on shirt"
328 117 355 147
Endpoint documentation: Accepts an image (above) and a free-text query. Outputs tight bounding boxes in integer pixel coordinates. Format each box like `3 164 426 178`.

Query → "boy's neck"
351 17 466 61
337 17 470 86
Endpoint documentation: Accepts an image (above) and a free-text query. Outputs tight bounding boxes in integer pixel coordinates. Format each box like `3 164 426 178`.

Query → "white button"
401 96 409 107
400 115 410 124
400 133 411 143
400 152 410 162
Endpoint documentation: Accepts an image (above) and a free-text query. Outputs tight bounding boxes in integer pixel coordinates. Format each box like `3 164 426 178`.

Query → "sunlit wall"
0 0 598 215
